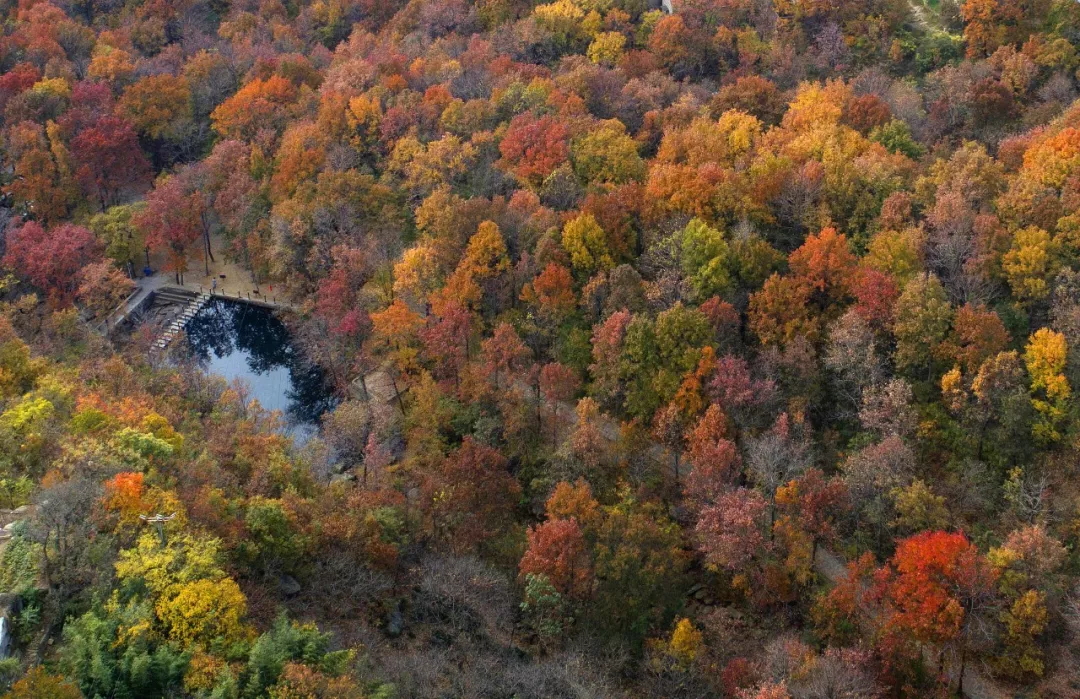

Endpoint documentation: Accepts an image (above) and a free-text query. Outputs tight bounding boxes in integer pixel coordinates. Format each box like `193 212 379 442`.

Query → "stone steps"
154 292 212 350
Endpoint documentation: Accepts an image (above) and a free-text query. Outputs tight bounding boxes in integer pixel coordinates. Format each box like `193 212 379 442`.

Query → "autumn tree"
519 517 593 599
588 498 688 646
873 531 997 687
521 262 577 324
749 274 818 347
480 322 532 394
562 213 614 276
1024 328 1070 443
893 273 954 380
117 74 193 143
430 437 521 552
3 120 78 223
775 468 848 562
498 112 570 189
69 115 150 211
683 404 740 509
136 175 203 284
788 227 857 307
824 309 884 418
210 75 298 141
4 221 101 302
570 120 645 187
696 487 771 592
4 667 82 699
90 203 146 277
961 0 1051 57
77 260 134 319
539 362 580 444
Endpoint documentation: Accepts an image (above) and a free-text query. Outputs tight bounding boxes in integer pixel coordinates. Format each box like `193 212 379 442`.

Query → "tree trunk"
204 225 215 263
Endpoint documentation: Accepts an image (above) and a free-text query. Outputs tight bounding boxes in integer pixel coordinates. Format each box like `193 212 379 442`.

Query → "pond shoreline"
181 296 337 443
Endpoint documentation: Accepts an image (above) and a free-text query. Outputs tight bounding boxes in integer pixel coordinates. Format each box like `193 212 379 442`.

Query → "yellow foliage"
156 577 250 648
394 242 442 302
863 228 925 283
1002 226 1058 302
661 617 703 668
87 45 135 84
941 366 967 413
30 77 71 99
562 213 613 274
116 532 226 598
781 80 849 132
347 94 382 152
997 590 1048 679
534 0 585 38
141 412 183 450
587 32 625 66
1024 328 1070 443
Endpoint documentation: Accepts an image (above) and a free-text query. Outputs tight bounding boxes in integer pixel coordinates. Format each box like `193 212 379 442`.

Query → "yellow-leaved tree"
155 577 248 649
116 531 252 650
1023 328 1070 443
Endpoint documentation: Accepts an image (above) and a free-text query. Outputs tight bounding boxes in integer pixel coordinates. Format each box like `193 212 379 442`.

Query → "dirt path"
908 0 934 32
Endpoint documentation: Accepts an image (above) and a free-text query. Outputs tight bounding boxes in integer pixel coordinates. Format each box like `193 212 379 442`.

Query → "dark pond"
185 298 336 442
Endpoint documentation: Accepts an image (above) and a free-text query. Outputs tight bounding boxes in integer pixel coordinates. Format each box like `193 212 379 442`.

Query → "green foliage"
62 603 190 699
234 613 352 699
870 119 924 159
89 204 146 273
238 497 306 575
679 219 733 300
587 497 688 650
0 397 55 477
0 477 32 509
0 532 39 595
520 573 572 648
113 428 174 460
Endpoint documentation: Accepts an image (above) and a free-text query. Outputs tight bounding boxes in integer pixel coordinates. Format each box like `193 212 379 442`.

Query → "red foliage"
695 487 770 574
0 62 39 113
776 468 849 548
788 227 857 303
480 322 531 391
873 531 997 648
851 267 899 328
137 176 203 283
842 94 893 134
707 355 777 426
519 517 593 599
3 221 102 302
721 657 761 698
524 263 577 320
69 116 150 210
420 303 475 384
431 437 521 552
499 113 570 188
683 404 740 508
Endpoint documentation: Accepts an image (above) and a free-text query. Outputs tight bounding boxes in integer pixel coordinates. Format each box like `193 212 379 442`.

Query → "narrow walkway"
154 290 209 350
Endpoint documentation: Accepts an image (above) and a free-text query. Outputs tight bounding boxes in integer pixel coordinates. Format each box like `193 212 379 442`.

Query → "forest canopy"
3 0 1080 696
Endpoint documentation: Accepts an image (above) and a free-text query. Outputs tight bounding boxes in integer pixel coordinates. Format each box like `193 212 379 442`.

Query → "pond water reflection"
185 298 336 441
